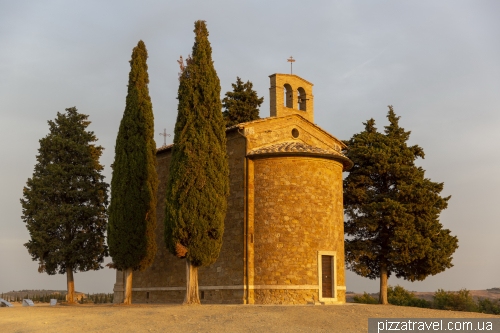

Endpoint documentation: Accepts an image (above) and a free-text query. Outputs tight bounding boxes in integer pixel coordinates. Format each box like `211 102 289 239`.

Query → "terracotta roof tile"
157 143 174 153
247 141 352 170
248 141 343 156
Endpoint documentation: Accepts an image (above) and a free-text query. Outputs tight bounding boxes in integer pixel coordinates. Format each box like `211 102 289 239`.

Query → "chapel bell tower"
269 74 314 123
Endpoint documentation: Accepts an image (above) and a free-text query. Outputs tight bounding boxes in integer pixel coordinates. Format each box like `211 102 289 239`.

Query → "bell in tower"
269 74 314 123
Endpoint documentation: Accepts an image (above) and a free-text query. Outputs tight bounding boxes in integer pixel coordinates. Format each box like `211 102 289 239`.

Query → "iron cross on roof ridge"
287 56 295 75
159 128 171 147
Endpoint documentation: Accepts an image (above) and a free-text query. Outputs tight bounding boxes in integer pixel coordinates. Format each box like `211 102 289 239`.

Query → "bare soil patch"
0 303 498 332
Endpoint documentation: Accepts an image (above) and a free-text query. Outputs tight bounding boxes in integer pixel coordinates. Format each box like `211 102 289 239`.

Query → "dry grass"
0 303 498 332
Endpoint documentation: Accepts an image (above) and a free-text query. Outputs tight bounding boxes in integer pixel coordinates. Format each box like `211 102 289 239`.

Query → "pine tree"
222 77 264 127
21 107 109 303
107 40 158 305
343 106 459 304
164 20 229 305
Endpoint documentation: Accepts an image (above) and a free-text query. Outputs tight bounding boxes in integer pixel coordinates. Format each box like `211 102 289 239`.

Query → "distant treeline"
1 292 66 303
354 286 500 315
2 290 68 296
1 292 114 304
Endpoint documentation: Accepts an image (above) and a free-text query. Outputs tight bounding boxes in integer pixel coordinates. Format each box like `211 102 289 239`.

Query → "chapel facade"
113 74 352 305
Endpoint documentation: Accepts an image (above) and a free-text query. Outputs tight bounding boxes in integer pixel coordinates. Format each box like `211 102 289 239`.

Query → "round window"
292 128 299 138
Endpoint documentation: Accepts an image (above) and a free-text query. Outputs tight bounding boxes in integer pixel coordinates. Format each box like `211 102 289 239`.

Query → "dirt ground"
1 303 498 333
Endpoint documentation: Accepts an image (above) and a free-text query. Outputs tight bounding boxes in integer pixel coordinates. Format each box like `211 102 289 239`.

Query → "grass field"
1 302 498 332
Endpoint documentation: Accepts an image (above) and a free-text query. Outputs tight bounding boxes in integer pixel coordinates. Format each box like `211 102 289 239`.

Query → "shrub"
353 292 378 304
477 297 500 315
388 285 431 308
433 289 478 312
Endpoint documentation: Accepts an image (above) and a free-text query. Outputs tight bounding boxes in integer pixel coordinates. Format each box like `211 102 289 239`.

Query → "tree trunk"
67 269 75 303
183 258 200 305
379 264 388 304
123 268 133 305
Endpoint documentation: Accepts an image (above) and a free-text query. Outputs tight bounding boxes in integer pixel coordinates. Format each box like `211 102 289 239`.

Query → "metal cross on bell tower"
159 128 171 147
287 56 295 75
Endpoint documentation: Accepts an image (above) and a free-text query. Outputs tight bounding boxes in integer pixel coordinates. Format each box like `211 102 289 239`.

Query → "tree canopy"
21 107 109 302
107 40 158 306
222 76 263 127
164 20 229 304
343 106 458 304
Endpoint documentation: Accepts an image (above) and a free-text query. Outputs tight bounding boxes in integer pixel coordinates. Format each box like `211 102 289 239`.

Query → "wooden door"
322 255 333 298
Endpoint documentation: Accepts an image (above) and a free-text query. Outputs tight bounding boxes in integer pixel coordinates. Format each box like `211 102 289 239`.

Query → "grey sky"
1 0 499 294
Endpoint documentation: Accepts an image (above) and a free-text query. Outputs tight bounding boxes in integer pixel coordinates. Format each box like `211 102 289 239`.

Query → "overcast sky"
1 0 499 294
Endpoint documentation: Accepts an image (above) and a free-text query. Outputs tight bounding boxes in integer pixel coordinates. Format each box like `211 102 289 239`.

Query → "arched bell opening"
284 84 293 108
297 87 307 111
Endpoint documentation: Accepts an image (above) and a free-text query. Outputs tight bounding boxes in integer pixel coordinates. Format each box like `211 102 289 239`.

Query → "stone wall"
244 115 345 154
269 74 315 123
115 115 350 305
252 156 345 304
132 150 187 302
131 131 247 304
255 289 318 305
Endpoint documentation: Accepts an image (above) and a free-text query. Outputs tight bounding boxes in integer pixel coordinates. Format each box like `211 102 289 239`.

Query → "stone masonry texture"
127 123 348 305
252 156 346 304
116 74 351 305
132 131 247 304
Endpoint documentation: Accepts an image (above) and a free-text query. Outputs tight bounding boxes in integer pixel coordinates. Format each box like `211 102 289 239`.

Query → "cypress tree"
107 40 158 305
21 107 109 303
222 77 264 127
164 20 229 305
343 106 459 304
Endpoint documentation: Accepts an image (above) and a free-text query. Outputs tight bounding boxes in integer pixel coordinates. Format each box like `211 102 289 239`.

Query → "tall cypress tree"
107 40 158 304
21 107 109 303
343 106 458 304
222 77 264 127
164 20 229 305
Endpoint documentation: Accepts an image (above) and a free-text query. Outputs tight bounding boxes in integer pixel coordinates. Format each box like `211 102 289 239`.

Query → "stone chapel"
113 73 353 305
